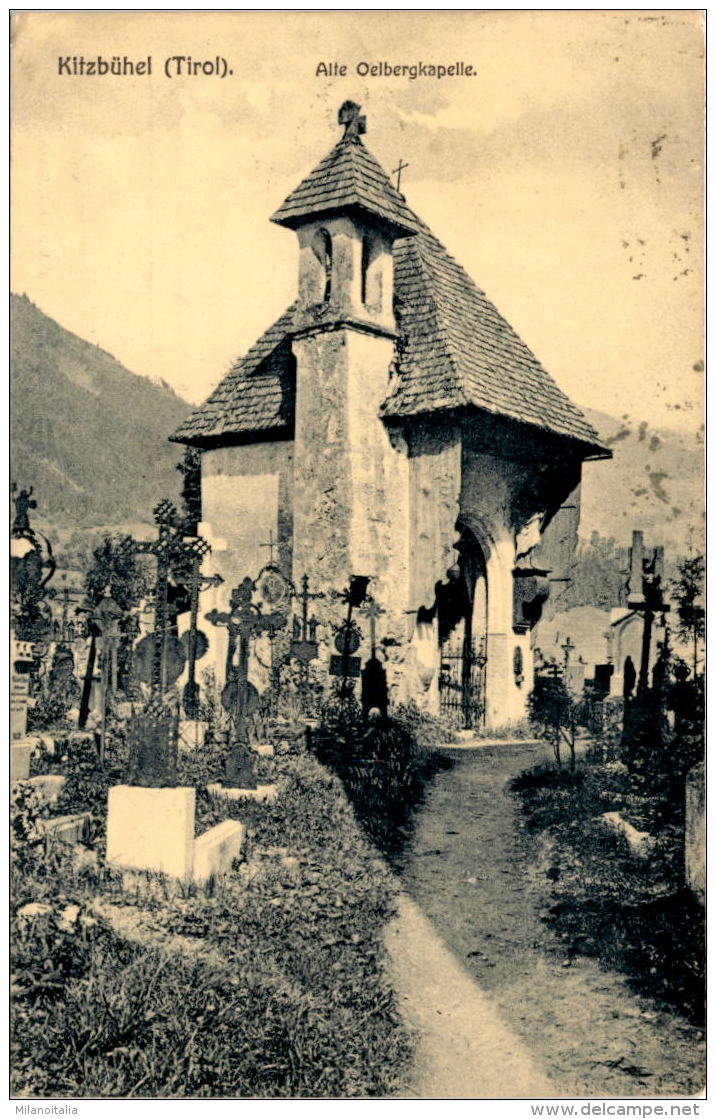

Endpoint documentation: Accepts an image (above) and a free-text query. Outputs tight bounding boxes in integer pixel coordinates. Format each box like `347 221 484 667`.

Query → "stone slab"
193 820 246 886
207 783 278 805
252 743 274 758
24 774 67 805
107 786 195 881
444 737 542 751
598 811 653 858
685 762 705 903
40 813 91 846
10 743 32 782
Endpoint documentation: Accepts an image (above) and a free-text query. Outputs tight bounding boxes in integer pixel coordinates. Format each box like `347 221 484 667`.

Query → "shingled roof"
270 133 419 238
382 216 605 450
172 122 607 458
171 304 297 445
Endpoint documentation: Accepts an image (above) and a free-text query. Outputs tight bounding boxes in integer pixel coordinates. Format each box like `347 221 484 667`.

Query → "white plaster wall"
404 423 462 712
609 611 667 696
461 450 533 728
199 441 293 680
296 215 395 332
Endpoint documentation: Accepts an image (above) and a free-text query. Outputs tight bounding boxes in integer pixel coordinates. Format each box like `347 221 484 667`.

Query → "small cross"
364 596 384 657
392 159 409 192
561 635 575 668
260 530 278 566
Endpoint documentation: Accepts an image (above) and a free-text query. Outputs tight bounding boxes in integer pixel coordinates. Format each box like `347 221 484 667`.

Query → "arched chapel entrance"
436 524 488 729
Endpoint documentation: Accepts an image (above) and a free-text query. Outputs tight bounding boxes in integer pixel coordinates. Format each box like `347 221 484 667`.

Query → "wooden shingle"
172 138 607 457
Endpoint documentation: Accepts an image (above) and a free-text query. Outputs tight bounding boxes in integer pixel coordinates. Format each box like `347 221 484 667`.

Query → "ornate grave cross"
360 595 388 718
330 575 371 700
364 596 384 659
626 530 670 696
181 564 223 718
288 574 324 712
11 484 56 644
291 574 324 662
125 501 211 701
206 577 287 786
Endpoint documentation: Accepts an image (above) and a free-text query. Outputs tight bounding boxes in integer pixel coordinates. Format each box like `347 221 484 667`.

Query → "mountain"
11 294 703 559
11 294 192 529
579 406 704 553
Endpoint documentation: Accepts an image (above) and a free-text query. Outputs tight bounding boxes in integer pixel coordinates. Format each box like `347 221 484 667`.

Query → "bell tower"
270 103 418 669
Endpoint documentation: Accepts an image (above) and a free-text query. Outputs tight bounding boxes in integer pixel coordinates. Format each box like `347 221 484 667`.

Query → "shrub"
311 701 453 861
510 758 705 1023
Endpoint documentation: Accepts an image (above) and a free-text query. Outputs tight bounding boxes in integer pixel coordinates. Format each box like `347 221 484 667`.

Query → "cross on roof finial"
338 100 366 142
392 159 409 192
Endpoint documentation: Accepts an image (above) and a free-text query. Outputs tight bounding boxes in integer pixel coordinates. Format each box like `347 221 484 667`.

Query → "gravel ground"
393 740 704 1099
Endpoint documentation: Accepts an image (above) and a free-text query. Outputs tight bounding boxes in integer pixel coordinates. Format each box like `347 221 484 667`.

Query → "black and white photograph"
10 10 705 1102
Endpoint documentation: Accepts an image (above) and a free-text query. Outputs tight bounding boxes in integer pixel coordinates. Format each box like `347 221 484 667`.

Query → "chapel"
171 101 610 729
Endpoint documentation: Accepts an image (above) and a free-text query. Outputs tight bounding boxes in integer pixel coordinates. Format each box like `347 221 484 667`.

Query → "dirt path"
391 741 704 1099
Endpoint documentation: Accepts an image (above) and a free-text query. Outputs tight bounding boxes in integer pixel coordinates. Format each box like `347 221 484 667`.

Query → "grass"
11 740 413 1098
510 759 705 1024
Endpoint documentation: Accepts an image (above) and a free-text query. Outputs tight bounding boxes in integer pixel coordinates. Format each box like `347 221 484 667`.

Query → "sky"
11 10 704 434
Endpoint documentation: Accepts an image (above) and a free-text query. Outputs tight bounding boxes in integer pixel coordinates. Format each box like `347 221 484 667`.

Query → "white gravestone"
106 786 196 881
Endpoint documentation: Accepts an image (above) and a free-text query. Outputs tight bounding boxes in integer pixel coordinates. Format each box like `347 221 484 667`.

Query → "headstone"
106 785 195 880
125 707 179 787
11 639 34 742
10 742 32 782
598 811 653 858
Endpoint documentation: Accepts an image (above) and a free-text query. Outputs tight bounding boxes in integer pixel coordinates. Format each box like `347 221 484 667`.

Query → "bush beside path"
393 740 704 1098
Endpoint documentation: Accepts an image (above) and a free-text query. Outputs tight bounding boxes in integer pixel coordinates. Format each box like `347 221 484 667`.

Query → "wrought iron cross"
122 501 210 699
206 577 286 783
293 574 324 644
259 530 278 566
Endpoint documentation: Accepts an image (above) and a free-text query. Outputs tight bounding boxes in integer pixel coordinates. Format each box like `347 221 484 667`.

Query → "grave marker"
11 639 34 741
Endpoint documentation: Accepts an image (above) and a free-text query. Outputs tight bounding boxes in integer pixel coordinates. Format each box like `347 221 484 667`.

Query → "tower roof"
172 108 609 460
270 103 419 238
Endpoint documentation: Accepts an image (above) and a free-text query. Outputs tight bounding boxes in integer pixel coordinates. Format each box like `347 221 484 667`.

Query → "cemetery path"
388 740 704 1099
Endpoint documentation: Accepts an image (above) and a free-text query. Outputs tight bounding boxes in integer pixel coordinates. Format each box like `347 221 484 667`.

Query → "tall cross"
294 573 324 642
120 501 210 699
206 577 287 784
561 635 575 670
392 159 409 192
